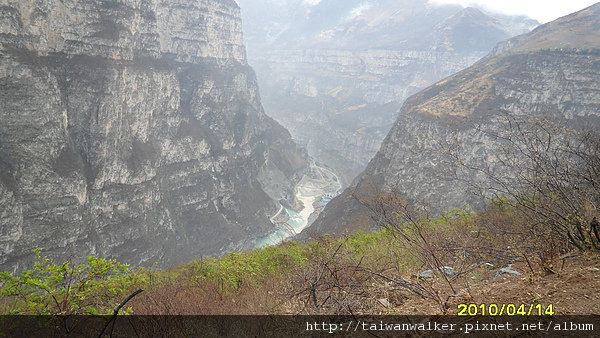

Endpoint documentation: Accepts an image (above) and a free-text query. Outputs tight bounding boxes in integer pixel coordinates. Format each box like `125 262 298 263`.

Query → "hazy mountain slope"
309 2 600 235
237 0 537 184
0 0 307 271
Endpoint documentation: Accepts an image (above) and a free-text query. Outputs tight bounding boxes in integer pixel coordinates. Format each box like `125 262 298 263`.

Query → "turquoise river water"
254 209 306 248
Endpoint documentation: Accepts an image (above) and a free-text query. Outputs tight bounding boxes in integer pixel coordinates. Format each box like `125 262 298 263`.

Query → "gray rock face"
236 0 537 184
0 0 307 271
309 3 600 235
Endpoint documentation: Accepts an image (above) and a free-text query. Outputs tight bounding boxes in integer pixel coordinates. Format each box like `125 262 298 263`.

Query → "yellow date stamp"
457 303 555 316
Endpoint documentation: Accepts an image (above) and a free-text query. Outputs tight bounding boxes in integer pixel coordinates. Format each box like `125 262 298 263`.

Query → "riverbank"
255 162 342 248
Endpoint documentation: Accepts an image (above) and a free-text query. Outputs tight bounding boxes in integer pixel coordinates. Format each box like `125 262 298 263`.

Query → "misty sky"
431 0 599 23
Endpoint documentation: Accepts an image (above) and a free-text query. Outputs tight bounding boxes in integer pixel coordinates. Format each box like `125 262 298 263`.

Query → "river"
254 208 306 248
254 162 342 248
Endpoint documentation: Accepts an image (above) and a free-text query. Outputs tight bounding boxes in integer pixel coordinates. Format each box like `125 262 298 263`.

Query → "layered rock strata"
0 0 307 271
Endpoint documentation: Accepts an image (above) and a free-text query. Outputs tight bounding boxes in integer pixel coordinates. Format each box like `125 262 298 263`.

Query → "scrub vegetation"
1 199 598 317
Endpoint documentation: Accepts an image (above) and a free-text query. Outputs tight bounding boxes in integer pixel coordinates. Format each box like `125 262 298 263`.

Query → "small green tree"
0 248 135 315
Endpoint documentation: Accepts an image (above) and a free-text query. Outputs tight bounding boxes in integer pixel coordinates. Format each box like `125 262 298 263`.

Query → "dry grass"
112 196 599 316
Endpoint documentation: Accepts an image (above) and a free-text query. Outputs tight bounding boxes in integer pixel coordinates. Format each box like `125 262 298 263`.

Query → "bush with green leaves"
0 248 143 315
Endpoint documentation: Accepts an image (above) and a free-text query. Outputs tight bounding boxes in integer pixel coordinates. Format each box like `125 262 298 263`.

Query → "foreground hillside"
1 186 598 337
2 199 598 316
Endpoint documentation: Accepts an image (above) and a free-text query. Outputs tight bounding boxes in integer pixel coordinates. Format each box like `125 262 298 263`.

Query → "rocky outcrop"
237 0 537 184
309 3 600 235
0 0 307 271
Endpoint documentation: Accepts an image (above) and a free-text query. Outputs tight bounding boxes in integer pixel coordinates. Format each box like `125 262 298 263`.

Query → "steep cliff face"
310 3 600 235
0 0 307 271
237 0 537 183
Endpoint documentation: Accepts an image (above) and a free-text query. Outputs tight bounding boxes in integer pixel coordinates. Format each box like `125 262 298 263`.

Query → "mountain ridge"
0 0 307 271
308 2 600 236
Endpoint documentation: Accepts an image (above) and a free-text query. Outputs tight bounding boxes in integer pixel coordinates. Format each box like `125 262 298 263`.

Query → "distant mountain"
309 2 600 235
239 0 537 52
300 3 525 52
236 0 538 184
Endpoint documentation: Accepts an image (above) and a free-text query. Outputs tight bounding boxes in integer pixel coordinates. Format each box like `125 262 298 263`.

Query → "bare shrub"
286 236 372 314
451 113 600 253
350 187 502 312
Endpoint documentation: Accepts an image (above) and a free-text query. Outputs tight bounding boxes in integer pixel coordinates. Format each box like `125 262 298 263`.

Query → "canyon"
237 0 537 183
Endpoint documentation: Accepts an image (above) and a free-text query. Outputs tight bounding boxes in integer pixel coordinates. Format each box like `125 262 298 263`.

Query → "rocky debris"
416 266 456 278
377 298 391 308
494 264 522 279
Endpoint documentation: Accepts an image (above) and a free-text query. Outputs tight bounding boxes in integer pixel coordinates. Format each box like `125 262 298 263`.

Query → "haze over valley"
1 0 599 293
237 0 538 184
